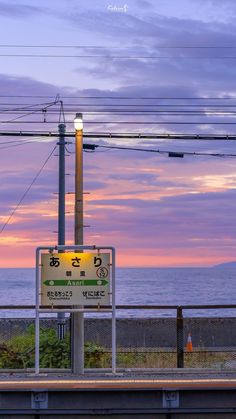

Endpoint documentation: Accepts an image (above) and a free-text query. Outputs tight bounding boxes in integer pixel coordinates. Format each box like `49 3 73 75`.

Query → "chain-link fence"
182 309 236 369
0 305 236 371
0 309 71 370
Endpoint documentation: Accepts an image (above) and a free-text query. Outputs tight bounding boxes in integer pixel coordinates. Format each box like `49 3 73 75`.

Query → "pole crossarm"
1 130 236 140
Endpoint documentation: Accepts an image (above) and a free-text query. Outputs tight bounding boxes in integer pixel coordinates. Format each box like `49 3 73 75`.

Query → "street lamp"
57 122 66 340
72 112 84 374
74 113 83 246
74 112 83 130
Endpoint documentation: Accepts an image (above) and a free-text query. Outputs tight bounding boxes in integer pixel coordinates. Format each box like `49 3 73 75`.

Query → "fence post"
177 306 184 368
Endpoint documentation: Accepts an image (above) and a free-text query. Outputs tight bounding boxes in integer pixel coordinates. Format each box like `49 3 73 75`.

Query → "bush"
0 325 107 369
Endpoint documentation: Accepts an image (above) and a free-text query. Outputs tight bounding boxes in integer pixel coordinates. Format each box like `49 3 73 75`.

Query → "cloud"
135 0 153 9
1 0 236 267
67 11 236 139
0 73 62 98
86 189 236 246
0 2 44 18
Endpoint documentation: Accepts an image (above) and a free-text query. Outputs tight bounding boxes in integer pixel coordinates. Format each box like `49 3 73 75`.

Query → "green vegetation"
0 325 107 369
0 326 234 369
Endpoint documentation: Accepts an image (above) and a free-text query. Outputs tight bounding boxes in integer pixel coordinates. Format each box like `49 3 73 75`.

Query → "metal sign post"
35 245 116 375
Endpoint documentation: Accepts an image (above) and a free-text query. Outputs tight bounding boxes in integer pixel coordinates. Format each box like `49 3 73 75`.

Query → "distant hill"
213 261 236 268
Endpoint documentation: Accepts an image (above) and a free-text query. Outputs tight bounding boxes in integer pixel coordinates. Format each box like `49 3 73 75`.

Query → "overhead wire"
0 140 44 150
2 121 236 125
58 100 66 124
98 144 236 157
0 130 236 140
0 143 57 234
3 110 236 115
0 137 55 150
0 100 61 125
3 54 236 59
2 96 236 100
3 104 236 108
1 44 236 48
66 142 236 158
0 101 60 114
1 44 236 59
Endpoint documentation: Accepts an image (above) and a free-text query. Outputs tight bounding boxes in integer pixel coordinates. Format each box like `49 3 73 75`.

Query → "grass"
0 326 235 369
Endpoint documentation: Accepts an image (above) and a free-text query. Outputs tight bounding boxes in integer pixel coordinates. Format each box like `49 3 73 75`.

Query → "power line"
3 104 236 108
4 107 236 113
0 139 28 145
98 144 236 157
0 144 57 234
2 120 236 125
0 130 236 140
0 103 236 107
3 54 236 59
67 143 236 158
1 44 236 49
3 111 236 116
0 140 42 150
1 96 236 100
1 130 232 157
58 100 66 124
0 137 55 150
0 100 60 124
0 101 60 115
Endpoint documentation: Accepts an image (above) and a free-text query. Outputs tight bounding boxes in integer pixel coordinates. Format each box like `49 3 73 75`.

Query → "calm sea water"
0 267 236 317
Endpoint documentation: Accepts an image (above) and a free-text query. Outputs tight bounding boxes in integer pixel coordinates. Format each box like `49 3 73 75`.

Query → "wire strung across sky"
3 104 236 109
0 130 236 141
3 111 236 116
2 44 236 48
2 95 236 100
0 137 55 150
0 143 57 234
1 128 236 233
4 54 236 59
0 100 61 125
2 45 236 59
2 102 236 123
0 101 60 114
2 121 236 125
0 99 236 123
2 94 236 238
73 143 236 158
0 134 236 157
0 97 235 152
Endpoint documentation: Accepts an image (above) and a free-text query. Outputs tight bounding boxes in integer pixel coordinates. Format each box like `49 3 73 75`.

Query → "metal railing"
1 304 236 371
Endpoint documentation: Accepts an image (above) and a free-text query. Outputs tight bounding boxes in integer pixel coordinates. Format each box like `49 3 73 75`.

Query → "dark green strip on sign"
43 279 108 286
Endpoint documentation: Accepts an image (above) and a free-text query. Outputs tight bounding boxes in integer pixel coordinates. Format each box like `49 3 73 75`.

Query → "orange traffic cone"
186 332 193 352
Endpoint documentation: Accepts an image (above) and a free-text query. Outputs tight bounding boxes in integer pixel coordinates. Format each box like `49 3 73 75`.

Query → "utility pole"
57 123 66 340
72 113 84 374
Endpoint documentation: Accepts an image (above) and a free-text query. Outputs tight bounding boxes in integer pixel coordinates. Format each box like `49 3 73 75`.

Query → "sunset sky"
1 0 236 267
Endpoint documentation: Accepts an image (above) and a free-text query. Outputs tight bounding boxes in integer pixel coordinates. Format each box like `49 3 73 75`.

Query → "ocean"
1 266 236 318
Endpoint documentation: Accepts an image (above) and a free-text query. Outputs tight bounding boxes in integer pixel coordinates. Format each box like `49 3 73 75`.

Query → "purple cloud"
0 2 44 18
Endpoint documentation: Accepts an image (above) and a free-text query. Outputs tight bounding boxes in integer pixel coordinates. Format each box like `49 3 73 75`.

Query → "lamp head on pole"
74 113 83 130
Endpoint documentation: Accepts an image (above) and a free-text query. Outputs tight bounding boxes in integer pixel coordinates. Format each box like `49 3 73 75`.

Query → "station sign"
41 252 110 306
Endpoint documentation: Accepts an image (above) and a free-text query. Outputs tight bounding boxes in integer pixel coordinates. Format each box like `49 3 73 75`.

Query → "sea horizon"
1 262 235 270
0 266 236 317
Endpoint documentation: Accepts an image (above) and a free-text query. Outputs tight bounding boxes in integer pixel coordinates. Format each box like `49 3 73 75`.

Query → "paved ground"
0 369 236 390
1 370 236 416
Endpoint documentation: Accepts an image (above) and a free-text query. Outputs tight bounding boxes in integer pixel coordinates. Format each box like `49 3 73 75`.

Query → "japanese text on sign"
41 252 110 306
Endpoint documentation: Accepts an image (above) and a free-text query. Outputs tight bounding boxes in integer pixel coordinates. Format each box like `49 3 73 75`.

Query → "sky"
1 0 236 267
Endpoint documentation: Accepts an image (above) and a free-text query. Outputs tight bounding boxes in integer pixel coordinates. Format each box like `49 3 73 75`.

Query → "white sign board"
41 252 110 306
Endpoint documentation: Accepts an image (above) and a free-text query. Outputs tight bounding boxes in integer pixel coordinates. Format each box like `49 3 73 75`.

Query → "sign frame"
35 245 116 375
